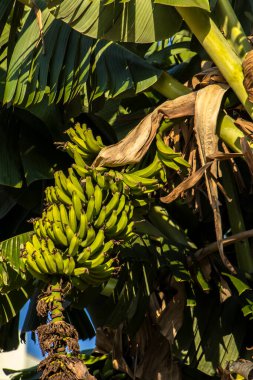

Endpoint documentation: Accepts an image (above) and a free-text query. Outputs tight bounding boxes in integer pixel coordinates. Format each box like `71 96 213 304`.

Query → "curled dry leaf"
92 92 196 168
243 50 253 103
189 66 226 90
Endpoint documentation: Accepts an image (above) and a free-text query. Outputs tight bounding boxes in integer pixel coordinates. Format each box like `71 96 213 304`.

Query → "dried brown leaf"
243 50 253 103
160 162 212 203
112 326 134 379
207 151 243 160
235 117 253 135
194 83 236 273
92 92 196 168
241 137 253 177
190 67 226 90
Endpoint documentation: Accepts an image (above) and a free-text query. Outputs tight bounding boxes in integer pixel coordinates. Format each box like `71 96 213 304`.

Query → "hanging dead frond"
193 83 236 273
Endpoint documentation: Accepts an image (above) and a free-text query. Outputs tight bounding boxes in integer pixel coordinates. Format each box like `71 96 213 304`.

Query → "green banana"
156 133 181 158
32 234 41 250
104 192 121 219
53 249 64 274
33 220 41 238
80 225 96 248
52 203 62 226
84 251 106 269
66 178 86 202
77 211 88 239
84 128 101 153
68 204 78 233
157 151 181 171
63 256 71 275
68 167 83 194
92 257 115 273
34 250 50 274
52 224 68 246
41 246 57 273
72 163 90 178
45 187 53 203
55 186 72 205
95 172 107 189
54 170 68 193
86 195 95 222
73 267 89 276
45 238 55 254
74 122 87 140
25 259 48 282
77 247 91 263
107 210 128 238
116 194 126 216
122 172 159 187
26 252 43 276
96 135 104 147
71 134 90 153
68 256 76 275
44 222 56 242
128 153 162 178
73 149 87 168
68 234 80 257
65 141 91 160
84 176 94 199
65 224 75 244
105 210 118 233
59 203 69 227
89 229 105 257
72 191 83 220
94 185 103 216
94 206 107 229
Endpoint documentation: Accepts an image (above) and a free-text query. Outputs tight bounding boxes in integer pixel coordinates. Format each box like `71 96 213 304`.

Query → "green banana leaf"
173 294 246 376
0 231 32 281
4 6 162 107
0 282 33 326
48 0 182 43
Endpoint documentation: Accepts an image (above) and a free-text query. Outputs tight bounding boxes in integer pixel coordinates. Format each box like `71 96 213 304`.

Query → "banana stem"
175 6 253 119
215 0 251 59
221 162 253 273
152 71 191 99
216 114 245 153
50 278 64 322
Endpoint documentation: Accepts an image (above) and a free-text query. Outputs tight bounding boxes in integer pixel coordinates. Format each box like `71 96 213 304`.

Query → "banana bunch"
23 121 191 289
63 123 104 166
21 160 134 288
63 123 167 198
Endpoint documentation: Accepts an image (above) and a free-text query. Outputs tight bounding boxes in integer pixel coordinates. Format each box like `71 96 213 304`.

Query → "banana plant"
2 1 253 380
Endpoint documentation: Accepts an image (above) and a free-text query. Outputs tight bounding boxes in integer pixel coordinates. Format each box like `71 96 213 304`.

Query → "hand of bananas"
21 122 188 289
